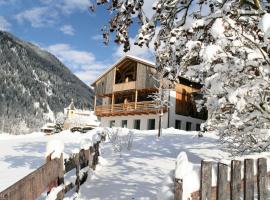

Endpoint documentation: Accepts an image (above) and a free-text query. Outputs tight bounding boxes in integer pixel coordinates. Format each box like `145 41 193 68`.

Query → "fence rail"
0 140 102 200
174 158 269 200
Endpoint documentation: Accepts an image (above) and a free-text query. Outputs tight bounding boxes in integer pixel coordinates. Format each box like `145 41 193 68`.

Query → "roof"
91 55 155 86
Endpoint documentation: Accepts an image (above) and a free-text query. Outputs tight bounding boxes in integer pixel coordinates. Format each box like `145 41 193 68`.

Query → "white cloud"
0 0 16 5
0 16 11 31
47 44 95 69
46 43 111 85
60 25 75 36
113 38 155 62
91 34 103 41
15 7 58 27
59 0 90 14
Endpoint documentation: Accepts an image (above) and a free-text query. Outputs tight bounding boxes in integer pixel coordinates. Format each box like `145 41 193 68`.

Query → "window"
134 119 141 130
196 124 201 131
110 120 115 128
121 120 128 128
175 120 181 130
148 119 155 130
186 122 192 131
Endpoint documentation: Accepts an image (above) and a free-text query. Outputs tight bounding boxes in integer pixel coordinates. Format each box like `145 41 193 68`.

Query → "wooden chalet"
91 55 207 131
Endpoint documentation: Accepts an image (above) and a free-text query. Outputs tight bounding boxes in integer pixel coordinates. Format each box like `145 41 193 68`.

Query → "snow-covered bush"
94 0 270 155
104 128 134 154
9 120 30 135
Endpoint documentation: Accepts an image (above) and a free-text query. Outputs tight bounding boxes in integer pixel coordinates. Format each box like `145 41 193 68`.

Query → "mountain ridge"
0 31 94 134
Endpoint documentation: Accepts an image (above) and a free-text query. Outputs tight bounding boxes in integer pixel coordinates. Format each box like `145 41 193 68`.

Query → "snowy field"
1 128 270 199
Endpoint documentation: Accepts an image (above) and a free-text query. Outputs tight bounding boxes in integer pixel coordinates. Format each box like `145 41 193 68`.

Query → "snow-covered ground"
1 128 270 199
77 128 231 200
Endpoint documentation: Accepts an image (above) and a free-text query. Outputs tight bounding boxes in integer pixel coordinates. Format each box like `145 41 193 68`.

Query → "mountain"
0 31 94 134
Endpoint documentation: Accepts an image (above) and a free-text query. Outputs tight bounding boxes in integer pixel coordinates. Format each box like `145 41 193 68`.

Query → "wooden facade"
92 56 160 117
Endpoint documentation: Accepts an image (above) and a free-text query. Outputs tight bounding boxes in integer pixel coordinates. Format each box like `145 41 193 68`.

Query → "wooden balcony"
95 101 166 117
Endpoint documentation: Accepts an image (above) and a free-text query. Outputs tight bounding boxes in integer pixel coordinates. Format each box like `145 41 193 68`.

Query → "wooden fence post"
231 160 241 200
92 142 100 170
84 148 90 167
200 160 212 200
92 144 97 170
75 153 80 193
96 142 100 164
89 146 94 169
174 178 183 200
244 159 254 200
217 163 228 200
56 153 64 200
257 158 267 200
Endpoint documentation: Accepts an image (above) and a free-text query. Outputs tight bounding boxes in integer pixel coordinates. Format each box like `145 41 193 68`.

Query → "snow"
45 185 64 200
43 104 55 122
76 129 231 200
210 18 225 39
64 111 100 128
260 13 270 38
34 102 40 108
45 140 64 159
200 44 225 63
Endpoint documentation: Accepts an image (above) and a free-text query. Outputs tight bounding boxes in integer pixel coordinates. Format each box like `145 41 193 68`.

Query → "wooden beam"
135 90 138 110
94 96 96 112
111 93 115 112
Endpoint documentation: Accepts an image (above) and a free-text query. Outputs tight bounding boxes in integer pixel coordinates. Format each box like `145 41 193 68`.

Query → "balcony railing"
95 101 164 116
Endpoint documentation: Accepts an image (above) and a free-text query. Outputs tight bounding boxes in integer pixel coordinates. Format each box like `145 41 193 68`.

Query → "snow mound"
200 44 224 63
260 13 270 38
45 140 64 159
211 18 225 39
175 152 200 199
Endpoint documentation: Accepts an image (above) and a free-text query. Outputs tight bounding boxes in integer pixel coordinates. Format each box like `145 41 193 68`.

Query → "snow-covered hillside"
0 31 94 134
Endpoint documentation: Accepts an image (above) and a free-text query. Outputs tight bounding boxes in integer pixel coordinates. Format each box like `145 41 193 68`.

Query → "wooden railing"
95 101 163 116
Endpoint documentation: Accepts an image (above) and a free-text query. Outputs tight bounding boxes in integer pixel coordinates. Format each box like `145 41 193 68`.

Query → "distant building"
91 55 207 131
41 123 55 135
63 99 100 130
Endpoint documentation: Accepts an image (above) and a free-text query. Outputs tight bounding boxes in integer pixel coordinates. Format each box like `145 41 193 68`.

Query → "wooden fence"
174 158 269 200
0 141 101 200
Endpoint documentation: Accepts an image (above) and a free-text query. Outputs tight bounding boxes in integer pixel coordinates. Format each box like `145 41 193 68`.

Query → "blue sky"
0 0 156 85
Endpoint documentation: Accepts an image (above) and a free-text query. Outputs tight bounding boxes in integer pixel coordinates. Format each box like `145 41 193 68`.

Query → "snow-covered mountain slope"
0 31 94 134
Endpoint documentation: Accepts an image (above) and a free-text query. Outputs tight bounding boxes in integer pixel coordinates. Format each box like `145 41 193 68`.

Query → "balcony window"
134 120 141 130
121 120 128 128
148 119 155 130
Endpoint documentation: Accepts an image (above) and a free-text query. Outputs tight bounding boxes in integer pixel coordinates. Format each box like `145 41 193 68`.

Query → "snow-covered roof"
91 55 155 86
41 123 55 130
